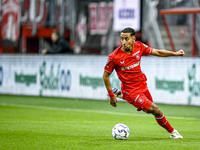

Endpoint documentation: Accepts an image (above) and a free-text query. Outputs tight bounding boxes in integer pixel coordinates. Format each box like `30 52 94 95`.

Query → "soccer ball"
112 123 130 140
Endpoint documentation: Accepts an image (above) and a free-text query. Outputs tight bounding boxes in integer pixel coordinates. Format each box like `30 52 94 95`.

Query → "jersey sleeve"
141 43 153 56
104 54 115 74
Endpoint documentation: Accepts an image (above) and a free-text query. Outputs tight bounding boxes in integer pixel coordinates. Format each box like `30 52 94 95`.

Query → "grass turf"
0 95 200 150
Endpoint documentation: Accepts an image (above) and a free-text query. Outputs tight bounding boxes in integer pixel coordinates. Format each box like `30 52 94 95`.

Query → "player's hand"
42 49 47 54
176 49 185 57
110 97 117 107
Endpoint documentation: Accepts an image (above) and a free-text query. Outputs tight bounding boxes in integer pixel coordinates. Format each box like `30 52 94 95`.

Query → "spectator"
41 30 73 54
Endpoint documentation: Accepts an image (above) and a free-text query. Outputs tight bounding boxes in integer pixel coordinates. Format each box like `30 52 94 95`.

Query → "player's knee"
153 107 162 117
147 103 162 117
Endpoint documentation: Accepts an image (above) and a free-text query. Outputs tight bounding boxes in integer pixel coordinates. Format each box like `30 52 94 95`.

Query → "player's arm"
151 49 185 57
103 71 117 107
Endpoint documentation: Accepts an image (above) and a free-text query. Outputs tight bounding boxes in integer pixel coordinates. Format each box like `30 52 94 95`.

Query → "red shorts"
122 89 153 111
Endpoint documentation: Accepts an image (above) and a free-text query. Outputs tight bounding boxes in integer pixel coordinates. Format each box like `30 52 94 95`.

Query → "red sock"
155 114 174 133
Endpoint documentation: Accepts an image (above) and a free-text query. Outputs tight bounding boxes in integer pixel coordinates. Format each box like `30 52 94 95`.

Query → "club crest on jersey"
136 54 140 60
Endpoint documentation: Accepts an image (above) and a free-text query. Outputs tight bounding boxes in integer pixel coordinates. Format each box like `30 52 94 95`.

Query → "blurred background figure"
41 30 73 54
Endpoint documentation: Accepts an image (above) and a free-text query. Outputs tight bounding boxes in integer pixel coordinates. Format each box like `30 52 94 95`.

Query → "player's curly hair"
121 27 135 36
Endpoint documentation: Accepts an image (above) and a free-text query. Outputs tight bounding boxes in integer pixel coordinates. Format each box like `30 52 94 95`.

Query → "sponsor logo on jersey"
121 62 140 70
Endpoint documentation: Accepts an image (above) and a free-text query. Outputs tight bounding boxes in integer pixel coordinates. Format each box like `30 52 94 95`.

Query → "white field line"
0 103 199 121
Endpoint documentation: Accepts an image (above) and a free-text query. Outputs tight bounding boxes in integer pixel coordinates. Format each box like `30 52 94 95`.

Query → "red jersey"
104 41 152 94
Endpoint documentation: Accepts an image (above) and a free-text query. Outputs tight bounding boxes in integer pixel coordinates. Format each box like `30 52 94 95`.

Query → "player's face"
120 32 135 52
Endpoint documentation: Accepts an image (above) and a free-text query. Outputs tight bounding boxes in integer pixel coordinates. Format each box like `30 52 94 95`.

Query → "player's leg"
145 103 174 132
146 103 183 139
113 90 183 138
130 92 183 139
144 89 153 102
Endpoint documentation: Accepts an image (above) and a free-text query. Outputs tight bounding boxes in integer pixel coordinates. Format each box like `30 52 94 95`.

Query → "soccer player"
103 27 184 139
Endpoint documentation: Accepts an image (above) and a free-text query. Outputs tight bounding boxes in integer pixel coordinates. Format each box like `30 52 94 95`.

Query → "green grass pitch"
0 95 200 150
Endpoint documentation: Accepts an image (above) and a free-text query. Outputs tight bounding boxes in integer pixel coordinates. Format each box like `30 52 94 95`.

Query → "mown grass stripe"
0 103 199 121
